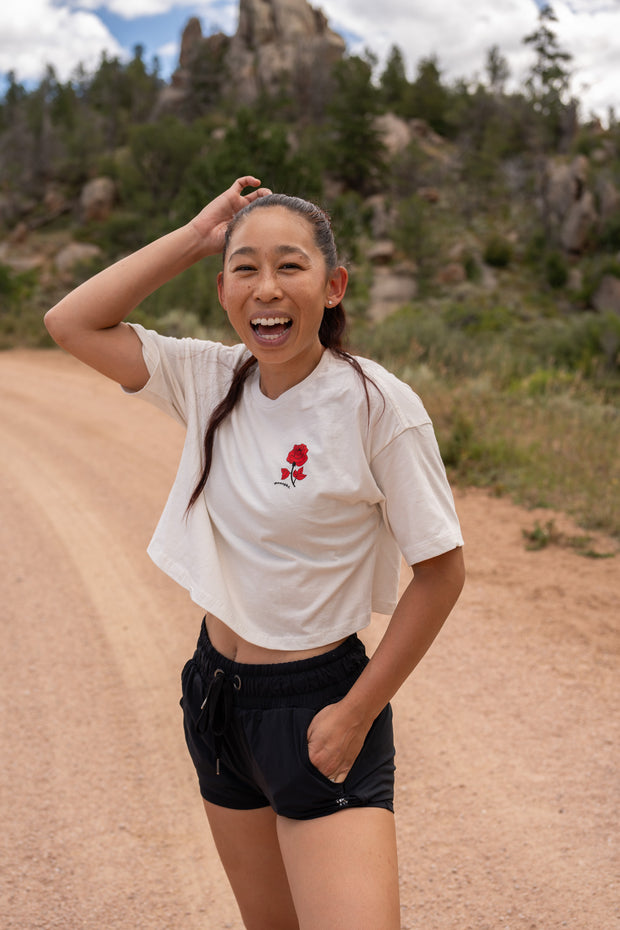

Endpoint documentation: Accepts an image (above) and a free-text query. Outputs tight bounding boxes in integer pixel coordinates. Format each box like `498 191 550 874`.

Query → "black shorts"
180 619 395 820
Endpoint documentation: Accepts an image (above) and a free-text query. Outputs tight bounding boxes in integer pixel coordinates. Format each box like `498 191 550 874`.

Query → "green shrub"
483 234 513 268
137 255 226 330
598 213 620 253
0 263 14 296
463 251 481 282
328 191 372 264
0 264 49 348
545 250 568 288
391 195 437 284
522 312 620 376
444 300 513 335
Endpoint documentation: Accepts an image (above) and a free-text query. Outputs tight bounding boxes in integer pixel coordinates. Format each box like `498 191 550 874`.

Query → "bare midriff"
204 611 348 665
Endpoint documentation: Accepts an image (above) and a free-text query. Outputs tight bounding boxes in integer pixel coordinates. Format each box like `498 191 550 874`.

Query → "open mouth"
250 317 293 340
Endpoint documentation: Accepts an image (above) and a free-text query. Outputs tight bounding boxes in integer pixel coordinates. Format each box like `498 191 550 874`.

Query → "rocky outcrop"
160 0 345 114
224 0 345 105
374 114 412 157
560 189 597 254
368 266 418 323
592 275 620 317
543 156 597 254
80 177 116 223
54 242 102 280
596 176 620 225
179 16 204 69
436 262 466 286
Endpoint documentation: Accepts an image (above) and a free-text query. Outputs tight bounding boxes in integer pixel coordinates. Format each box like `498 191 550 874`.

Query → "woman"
45 176 465 930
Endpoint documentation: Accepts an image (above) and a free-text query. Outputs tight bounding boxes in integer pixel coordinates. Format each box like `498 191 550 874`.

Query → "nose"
253 269 283 302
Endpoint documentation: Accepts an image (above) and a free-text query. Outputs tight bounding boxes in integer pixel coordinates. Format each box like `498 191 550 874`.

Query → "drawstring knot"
196 668 241 774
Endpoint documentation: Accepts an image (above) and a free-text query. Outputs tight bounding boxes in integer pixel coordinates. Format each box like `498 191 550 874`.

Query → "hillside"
0 0 619 538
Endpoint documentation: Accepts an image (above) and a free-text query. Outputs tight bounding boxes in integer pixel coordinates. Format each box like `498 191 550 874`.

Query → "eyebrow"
228 244 311 263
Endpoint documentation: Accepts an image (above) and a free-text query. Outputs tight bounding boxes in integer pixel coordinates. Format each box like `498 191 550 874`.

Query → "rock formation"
158 0 345 115
593 275 620 317
543 155 597 254
79 177 116 223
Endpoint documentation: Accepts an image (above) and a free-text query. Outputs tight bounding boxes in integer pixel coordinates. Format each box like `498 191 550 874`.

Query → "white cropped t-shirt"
125 324 463 649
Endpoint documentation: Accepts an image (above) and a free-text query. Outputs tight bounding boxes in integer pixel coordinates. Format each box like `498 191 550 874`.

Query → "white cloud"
0 0 124 81
554 0 620 116
564 0 620 12
320 0 620 120
155 39 181 71
321 0 539 80
66 0 237 23
73 0 180 14
0 0 238 83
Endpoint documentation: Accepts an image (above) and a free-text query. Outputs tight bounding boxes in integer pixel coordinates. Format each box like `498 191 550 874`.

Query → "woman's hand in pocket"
306 701 369 784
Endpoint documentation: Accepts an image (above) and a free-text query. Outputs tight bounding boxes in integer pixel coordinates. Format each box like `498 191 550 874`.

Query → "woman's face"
217 206 347 398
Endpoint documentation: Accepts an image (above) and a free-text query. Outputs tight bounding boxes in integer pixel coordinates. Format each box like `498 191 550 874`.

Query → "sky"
1 0 619 123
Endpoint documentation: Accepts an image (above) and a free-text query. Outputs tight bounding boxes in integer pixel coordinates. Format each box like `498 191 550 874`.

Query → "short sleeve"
122 323 198 425
123 323 248 428
371 423 463 566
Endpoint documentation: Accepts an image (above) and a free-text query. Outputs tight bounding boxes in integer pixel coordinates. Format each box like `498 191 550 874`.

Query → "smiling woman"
216 201 348 398
44 176 465 930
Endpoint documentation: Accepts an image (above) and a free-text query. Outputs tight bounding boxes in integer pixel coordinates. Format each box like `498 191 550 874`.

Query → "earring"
327 299 333 306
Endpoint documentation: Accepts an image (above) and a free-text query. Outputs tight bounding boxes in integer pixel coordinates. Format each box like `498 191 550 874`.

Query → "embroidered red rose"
286 444 308 467
277 444 309 487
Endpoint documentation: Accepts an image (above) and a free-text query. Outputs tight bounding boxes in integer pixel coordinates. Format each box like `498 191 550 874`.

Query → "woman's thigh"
277 806 400 930
203 800 299 930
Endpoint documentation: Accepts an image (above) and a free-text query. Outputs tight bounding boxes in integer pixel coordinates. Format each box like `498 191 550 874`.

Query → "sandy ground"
0 348 618 930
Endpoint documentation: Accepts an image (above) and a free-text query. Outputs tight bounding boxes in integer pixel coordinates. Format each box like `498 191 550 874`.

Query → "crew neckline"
249 349 333 407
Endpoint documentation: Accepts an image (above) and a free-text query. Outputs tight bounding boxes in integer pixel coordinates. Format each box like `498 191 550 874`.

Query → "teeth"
251 317 291 326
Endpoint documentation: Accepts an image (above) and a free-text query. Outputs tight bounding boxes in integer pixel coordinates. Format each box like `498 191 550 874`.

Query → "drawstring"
196 668 241 774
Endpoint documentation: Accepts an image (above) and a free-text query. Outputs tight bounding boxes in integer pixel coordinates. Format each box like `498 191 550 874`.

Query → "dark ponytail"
186 353 258 513
187 195 378 511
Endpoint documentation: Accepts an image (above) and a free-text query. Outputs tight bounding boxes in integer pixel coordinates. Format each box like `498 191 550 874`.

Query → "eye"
232 264 256 273
280 262 302 271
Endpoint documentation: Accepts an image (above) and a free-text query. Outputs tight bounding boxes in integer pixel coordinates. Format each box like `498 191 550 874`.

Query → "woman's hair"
186 193 375 512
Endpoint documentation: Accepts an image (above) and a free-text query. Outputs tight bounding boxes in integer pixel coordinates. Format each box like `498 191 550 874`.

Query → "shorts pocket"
299 707 346 789
248 706 344 818
179 657 202 721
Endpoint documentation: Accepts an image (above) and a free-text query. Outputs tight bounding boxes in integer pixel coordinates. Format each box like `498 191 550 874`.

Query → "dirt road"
1 349 618 930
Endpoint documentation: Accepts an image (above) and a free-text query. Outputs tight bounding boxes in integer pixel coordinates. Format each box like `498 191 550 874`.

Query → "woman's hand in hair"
190 176 272 255
44 177 270 389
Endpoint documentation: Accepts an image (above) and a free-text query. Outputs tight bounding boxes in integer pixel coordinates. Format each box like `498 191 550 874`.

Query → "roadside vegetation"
1 5 618 542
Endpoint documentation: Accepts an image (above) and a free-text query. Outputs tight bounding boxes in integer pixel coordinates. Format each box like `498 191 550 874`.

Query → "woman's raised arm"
44 177 270 389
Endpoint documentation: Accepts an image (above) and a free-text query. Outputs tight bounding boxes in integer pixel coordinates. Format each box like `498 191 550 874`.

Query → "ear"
217 271 227 312
325 266 348 307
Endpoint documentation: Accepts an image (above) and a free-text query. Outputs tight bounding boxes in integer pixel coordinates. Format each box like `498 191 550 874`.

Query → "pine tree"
406 56 450 135
485 45 510 96
523 4 573 147
379 46 410 114
325 55 385 192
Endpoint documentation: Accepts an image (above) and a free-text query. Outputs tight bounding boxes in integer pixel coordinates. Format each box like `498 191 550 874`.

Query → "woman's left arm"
307 545 465 783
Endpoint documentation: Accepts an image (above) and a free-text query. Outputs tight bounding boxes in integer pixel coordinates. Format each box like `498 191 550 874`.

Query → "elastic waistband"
192 617 368 709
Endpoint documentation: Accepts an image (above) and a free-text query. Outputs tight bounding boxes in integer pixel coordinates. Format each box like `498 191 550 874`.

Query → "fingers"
233 175 261 190
308 739 352 784
245 187 272 203
232 177 272 202
328 772 348 784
